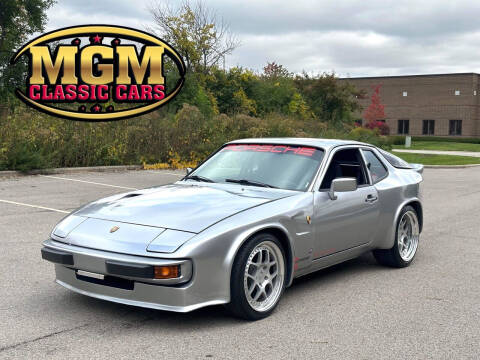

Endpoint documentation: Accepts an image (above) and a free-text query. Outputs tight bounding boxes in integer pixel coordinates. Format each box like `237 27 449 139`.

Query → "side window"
320 148 368 190
362 149 388 183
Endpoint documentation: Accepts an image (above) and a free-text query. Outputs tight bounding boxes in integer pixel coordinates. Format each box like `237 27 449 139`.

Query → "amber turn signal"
154 265 180 279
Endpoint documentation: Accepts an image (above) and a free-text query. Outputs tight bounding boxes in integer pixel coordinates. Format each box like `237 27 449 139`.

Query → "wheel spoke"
243 242 285 312
264 250 270 265
253 287 263 301
257 250 263 264
397 211 420 262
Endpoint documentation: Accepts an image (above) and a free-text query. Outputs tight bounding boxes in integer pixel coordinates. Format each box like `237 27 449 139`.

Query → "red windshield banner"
223 144 317 157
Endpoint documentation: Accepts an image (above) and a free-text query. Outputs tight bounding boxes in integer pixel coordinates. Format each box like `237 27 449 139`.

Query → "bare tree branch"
147 0 240 73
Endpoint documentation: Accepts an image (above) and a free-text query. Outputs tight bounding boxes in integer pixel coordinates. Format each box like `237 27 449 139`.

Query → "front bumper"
42 239 226 312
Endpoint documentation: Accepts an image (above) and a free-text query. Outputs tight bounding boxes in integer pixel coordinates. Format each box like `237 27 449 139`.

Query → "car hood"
73 183 293 233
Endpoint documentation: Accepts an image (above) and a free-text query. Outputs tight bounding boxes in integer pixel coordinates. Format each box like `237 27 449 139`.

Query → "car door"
312 147 380 259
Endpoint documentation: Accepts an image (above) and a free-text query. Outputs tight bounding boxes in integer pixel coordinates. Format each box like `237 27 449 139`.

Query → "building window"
402 91 408 97
449 120 462 135
378 119 386 123
398 119 409 135
455 90 460 96
422 120 435 135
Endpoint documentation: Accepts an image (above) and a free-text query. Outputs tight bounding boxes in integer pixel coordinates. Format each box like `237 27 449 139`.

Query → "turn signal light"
154 265 180 279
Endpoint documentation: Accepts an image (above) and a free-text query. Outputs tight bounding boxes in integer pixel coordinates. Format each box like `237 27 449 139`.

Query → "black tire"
225 233 286 320
373 205 419 268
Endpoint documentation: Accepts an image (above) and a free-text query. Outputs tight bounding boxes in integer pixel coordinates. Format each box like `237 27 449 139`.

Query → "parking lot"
0 167 478 359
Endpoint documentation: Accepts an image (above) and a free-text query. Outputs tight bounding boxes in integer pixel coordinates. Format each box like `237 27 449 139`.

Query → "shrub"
0 140 50 172
364 120 390 135
0 105 394 171
347 127 392 150
389 135 406 145
411 136 480 144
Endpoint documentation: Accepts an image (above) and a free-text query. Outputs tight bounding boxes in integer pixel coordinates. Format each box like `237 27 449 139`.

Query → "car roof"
227 138 370 150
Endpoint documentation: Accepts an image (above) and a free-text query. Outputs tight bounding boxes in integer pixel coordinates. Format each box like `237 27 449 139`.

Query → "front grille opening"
76 273 134 290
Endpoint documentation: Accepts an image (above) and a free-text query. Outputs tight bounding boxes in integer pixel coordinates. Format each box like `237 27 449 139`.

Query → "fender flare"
389 198 423 248
224 223 296 290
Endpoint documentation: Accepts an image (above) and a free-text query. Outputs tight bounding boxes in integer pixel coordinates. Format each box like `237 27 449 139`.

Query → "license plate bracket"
76 270 105 280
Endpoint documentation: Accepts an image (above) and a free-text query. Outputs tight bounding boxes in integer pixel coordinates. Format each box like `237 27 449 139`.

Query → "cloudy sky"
45 0 480 77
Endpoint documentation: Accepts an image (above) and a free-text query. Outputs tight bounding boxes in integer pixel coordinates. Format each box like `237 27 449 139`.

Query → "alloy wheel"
397 210 420 262
243 241 285 312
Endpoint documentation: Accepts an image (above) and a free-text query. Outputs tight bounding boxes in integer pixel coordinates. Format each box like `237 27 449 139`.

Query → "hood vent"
121 193 142 199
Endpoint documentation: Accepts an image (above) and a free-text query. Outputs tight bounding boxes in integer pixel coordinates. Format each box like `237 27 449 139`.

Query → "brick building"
338 73 480 137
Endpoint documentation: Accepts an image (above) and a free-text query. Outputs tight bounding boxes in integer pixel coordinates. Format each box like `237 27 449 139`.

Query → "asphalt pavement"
0 168 478 359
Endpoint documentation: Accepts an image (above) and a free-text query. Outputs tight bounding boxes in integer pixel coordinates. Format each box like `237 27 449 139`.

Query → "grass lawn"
393 141 480 152
395 153 480 165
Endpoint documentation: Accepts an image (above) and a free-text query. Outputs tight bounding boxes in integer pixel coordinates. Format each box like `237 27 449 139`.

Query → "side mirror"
186 167 193 175
329 177 357 200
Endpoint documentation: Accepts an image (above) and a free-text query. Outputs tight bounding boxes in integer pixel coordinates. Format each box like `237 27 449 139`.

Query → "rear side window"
320 148 368 190
379 149 412 169
362 150 388 183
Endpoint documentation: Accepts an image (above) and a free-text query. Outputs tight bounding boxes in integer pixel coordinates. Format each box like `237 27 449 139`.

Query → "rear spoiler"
409 163 424 174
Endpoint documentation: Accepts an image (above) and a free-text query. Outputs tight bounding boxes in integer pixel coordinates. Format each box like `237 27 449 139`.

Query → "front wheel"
373 205 420 268
226 233 286 320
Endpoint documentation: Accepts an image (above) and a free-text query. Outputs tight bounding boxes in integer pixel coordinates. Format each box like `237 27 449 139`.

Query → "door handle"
365 194 378 203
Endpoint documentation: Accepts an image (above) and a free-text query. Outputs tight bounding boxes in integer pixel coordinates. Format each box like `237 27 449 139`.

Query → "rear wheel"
373 205 420 267
226 233 286 320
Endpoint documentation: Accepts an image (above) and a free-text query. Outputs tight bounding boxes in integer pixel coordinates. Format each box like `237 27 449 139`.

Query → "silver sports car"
42 138 423 320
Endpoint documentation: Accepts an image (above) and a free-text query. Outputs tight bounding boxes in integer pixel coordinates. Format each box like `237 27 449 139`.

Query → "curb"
0 165 143 179
423 164 480 169
1 162 478 179
392 149 480 158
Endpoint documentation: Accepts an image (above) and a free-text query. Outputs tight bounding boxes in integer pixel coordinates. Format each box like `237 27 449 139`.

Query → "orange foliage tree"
363 84 389 135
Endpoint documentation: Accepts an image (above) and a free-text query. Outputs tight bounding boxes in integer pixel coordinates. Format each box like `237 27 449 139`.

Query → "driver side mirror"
329 177 357 200
186 167 193 175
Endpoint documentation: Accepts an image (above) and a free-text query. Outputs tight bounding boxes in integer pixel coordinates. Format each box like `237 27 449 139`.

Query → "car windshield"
187 144 325 191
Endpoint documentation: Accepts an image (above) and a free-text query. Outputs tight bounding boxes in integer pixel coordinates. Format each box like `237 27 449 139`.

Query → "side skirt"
291 243 372 281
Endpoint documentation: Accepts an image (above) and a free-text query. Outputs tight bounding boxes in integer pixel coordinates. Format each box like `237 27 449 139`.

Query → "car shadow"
62 252 384 327
289 251 380 289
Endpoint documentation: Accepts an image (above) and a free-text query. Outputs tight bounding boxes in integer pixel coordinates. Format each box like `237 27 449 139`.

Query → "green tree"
248 62 299 116
288 92 312 119
232 88 256 115
0 0 55 102
167 73 218 117
205 67 258 115
294 73 363 128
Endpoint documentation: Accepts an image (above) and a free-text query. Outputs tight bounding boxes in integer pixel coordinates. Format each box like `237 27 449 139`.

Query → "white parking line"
0 199 69 214
40 175 138 190
143 170 184 176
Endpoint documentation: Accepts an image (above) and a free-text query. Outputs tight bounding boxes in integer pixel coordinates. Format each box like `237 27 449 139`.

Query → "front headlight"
147 229 195 253
52 215 87 238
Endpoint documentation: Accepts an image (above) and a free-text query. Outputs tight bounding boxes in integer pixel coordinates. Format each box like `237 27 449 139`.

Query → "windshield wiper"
184 175 215 183
225 178 277 188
